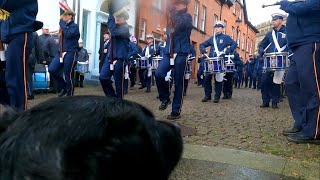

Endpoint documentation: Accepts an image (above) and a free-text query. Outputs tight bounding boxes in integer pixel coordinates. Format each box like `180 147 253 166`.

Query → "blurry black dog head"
0 96 183 180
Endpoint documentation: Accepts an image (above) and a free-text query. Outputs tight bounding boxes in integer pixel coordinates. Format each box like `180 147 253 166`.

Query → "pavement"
26 80 320 179
170 144 319 180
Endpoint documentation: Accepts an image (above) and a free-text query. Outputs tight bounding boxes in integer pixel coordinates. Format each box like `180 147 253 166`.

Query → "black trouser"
75 71 84 86
26 64 34 96
129 66 136 87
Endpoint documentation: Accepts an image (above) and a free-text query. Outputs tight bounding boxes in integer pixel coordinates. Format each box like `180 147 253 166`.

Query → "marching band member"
99 3 130 99
184 45 196 96
155 0 193 119
75 39 89 88
279 0 320 144
49 10 80 97
258 13 288 109
0 0 42 111
244 54 256 88
234 53 243 89
200 21 237 103
99 32 110 73
128 36 141 90
139 34 158 93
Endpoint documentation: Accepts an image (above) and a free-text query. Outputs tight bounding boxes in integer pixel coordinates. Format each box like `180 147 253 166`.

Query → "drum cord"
313 43 320 139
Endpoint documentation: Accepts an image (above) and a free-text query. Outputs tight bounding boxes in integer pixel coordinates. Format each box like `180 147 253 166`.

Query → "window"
242 33 245 50
200 5 206 31
250 40 253 54
140 19 146 41
193 1 199 27
237 30 240 47
82 10 90 47
239 8 242 20
231 26 235 40
233 3 236 15
153 0 161 10
214 14 218 24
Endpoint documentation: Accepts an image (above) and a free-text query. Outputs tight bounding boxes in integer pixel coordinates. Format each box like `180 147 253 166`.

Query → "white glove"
113 60 117 65
124 65 129 79
200 75 203 79
134 60 136 64
165 70 172 82
59 52 67 63
170 53 177 66
185 73 190 80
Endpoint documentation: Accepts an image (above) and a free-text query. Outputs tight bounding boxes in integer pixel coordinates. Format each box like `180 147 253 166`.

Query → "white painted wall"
37 0 137 77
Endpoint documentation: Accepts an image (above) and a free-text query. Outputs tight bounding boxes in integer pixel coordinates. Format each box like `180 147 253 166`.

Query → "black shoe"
183 92 186 96
167 112 181 120
202 96 211 102
75 83 79 87
145 89 150 93
272 104 278 109
80 84 84 88
222 95 228 99
156 95 159 99
252 87 256 90
283 128 302 136
213 99 219 103
139 86 146 89
58 89 67 97
260 103 269 108
28 95 34 100
287 133 320 144
159 99 171 111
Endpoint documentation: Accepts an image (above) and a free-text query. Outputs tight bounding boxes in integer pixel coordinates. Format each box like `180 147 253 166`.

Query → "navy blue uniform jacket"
258 25 288 55
164 9 193 55
200 34 237 57
280 0 320 48
59 20 80 53
0 0 38 43
107 15 130 60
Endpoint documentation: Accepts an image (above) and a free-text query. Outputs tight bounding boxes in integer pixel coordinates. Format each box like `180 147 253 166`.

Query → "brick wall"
135 0 257 78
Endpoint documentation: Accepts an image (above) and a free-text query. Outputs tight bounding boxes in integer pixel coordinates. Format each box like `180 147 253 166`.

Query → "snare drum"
263 52 289 71
185 61 192 73
225 62 236 73
204 57 224 74
77 62 89 74
151 56 162 71
136 57 148 69
33 65 50 90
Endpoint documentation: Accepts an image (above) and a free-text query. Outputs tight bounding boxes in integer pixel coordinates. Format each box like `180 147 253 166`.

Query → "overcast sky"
246 0 288 25
37 0 288 30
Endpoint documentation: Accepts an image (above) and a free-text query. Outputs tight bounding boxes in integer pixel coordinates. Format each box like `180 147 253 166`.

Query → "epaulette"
0 9 10 21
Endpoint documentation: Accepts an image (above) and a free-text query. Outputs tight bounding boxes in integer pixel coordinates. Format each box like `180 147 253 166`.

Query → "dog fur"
0 96 183 180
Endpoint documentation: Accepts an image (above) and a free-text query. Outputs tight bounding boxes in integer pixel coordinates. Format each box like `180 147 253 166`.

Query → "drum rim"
205 57 224 60
264 52 289 56
78 62 89 65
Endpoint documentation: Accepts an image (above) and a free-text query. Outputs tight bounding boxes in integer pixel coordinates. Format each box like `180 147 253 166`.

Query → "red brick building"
134 0 258 78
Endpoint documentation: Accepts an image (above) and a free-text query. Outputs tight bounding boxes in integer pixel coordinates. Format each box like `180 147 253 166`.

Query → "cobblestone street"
27 80 320 179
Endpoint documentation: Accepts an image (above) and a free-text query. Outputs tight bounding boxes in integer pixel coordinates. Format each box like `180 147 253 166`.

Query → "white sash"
213 33 223 57
145 46 150 58
272 30 287 52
